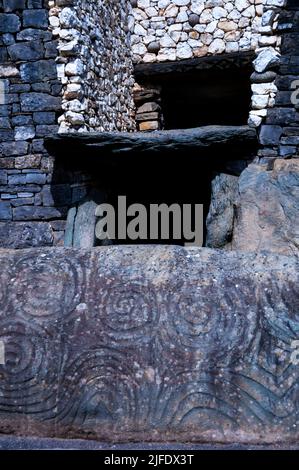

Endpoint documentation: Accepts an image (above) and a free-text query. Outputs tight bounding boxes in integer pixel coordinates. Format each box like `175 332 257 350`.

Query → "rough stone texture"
0 0 297 250
231 159 299 255
130 0 281 65
206 173 238 249
0 1 64 245
130 0 288 132
0 221 53 249
0 245 298 443
0 1 136 248
1 436 299 450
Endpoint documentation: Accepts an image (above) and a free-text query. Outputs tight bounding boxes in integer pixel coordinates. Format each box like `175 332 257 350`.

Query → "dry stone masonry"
49 0 136 133
258 0 299 158
0 0 299 448
0 0 298 250
131 0 271 63
0 0 62 246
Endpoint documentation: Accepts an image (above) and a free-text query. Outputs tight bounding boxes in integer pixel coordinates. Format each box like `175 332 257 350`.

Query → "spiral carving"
93 280 160 344
11 253 84 322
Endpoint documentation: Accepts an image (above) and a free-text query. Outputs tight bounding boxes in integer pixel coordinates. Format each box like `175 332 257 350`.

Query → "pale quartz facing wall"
47 0 288 132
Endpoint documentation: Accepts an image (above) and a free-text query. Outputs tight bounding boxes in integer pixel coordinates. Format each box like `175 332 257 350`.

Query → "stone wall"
131 0 280 63
0 0 136 248
131 1 288 132
50 0 136 133
0 0 63 247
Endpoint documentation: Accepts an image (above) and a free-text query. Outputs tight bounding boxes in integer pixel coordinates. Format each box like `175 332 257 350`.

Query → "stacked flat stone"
134 82 163 130
131 0 286 130
0 0 63 242
258 1 299 159
50 0 136 133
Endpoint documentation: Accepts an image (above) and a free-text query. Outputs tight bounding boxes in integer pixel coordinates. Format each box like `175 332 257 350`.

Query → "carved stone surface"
231 159 299 255
0 246 298 443
45 126 257 155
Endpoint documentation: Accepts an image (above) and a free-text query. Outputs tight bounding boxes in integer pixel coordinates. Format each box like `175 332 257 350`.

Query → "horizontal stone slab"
45 126 257 156
0 246 298 444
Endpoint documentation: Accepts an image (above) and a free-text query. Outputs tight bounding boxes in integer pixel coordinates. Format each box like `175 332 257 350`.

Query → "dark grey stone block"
266 108 297 126
8 174 26 185
8 41 44 61
0 117 11 129
25 172 46 184
259 125 283 146
3 0 26 12
16 28 52 41
11 115 32 126
42 184 72 206
0 170 7 185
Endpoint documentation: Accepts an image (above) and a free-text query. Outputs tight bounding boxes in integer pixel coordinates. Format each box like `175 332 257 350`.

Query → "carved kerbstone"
0 246 298 443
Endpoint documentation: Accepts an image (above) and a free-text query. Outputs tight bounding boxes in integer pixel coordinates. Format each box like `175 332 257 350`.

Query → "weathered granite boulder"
231 159 299 255
0 246 298 444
